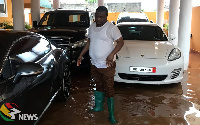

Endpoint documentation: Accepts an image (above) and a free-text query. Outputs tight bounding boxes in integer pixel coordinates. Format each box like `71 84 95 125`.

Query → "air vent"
118 73 167 81
170 68 182 79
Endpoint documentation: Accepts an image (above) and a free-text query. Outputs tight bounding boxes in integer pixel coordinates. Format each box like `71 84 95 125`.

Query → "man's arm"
106 37 124 67
77 38 90 66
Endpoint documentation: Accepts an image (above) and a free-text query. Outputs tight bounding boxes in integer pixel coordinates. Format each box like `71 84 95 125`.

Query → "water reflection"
112 82 192 124
38 53 200 125
184 102 200 125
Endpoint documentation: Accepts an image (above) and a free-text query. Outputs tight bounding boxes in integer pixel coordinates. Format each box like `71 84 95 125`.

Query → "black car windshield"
39 12 89 27
9 36 51 62
118 25 168 41
118 18 148 23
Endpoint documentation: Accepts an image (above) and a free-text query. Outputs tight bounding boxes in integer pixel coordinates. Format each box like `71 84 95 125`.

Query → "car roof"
116 22 159 27
118 12 148 19
46 9 89 14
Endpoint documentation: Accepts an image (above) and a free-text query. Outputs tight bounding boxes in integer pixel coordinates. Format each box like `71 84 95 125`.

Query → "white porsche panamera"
114 22 184 84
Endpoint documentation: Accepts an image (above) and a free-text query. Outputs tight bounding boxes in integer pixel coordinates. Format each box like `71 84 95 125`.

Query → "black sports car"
0 31 71 125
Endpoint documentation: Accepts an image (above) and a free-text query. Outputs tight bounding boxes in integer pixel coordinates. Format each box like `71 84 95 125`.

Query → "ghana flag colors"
0 103 19 121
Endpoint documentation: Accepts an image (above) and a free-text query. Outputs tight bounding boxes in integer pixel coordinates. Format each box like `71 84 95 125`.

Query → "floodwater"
38 52 200 125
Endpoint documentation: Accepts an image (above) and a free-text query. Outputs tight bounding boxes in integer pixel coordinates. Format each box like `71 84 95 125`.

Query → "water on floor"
38 52 200 125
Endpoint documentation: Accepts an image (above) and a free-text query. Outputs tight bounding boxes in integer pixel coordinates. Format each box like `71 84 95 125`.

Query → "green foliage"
25 22 32 30
0 21 13 29
85 0 97 3
0 21 32 30
163 23 169 30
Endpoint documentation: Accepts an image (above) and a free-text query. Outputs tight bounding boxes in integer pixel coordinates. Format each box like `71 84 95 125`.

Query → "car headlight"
168 48 181 61
71 40 85 49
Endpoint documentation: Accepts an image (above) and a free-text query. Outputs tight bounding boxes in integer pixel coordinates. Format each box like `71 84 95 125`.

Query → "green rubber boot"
91 91 105 112
107 97 117 124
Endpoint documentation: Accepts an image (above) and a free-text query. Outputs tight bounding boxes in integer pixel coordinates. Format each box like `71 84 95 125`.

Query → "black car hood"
35 26 88 30
31 26 88 43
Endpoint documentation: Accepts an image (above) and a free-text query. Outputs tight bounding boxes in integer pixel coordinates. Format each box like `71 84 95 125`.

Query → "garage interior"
0 0 200 125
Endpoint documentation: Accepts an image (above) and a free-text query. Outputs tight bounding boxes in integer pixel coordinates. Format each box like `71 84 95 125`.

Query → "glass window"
0 0 7 17
9 36 50 63
118 25 167 41
39 12 89 27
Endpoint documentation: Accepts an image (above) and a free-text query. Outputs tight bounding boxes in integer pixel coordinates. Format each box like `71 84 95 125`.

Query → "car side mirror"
33 21 38 28
13 62 43 83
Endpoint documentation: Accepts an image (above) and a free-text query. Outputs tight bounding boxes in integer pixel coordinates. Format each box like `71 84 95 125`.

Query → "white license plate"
129 67 156 73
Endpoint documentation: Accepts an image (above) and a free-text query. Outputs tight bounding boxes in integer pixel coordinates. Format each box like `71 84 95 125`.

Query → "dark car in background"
116 12 150 24
30 9 91 68
0 31 71 125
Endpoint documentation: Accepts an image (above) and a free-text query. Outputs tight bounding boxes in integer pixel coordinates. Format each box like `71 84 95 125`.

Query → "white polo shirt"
88 21 122 68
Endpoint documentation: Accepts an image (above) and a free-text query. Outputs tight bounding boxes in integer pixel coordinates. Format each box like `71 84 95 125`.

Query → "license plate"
130 67 156 73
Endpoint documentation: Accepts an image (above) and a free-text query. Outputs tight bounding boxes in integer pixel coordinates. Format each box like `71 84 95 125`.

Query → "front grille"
50 39 69 48
118 73 167 81
48 36 71 48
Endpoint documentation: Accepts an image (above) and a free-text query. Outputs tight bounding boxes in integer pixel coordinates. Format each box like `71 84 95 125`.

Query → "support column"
156 0 164 29
178 0 193 70
53 0 60 9
12 0 24 30
98 0 104 7
168 0 180 46
31 0 40 24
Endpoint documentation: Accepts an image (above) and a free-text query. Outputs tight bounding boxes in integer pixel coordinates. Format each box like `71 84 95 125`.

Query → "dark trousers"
91 62 116 97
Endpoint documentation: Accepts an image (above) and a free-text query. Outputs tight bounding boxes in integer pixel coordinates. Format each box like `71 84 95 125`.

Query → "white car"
115 22 184 84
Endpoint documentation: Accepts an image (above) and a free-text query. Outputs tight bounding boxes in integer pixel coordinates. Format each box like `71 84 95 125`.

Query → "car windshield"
118 18 148 23
9 36 51 62
118 25 168 41
38 12 89 27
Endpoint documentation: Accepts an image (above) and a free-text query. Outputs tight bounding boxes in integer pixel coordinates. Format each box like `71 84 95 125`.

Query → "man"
77 6 124 124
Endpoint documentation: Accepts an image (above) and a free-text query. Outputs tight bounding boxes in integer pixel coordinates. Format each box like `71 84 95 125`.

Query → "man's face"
95 11 107 27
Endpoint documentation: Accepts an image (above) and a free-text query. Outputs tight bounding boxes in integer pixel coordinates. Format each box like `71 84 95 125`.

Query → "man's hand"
106 54 114 67
106 37 124 67
77 39 90 66
77 56 83 66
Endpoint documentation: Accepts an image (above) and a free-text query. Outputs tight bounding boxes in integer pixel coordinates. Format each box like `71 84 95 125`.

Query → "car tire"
55 62 71 102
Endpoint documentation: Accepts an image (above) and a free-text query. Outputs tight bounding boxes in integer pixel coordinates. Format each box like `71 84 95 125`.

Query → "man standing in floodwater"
77 6 124 124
